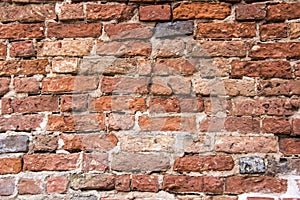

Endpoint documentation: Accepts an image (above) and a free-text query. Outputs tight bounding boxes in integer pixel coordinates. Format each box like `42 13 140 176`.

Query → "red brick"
105 23 152 40
23 153 79 171
225 116 260 133
0 177 15 196
0 78 10 96
10 40 35 57
231 61 292 78
59 4 84 21
42 76 99 94
47 176 68 194
174 156 234 172
0 60 48 76
151 77 172 95
139 116 196 132
31 134 58 152
139 5 171 21
47 22 102 38
59 133 118 152
82 153 109 172
295 62 300 77
267 3 300 21
101 77 149 94
215 136 278 153
0 114 44 132
250 43 300 59
247 198 274 200
225 176 287 194
97 41 151 56
0 43 6 59
0 23 44 39
52 58 78 74
0 4 55 22
154 58 196 76
89 96 146 113
260 23 287 41
0 158 22 174
163 175 223 193
236 4 266 20
70 173 115 190
173 2 231 19
257 80 300 96
86 4 135 21
204 97 232 115
279 138 300 155
115 175 130 192
233 98 299 116
109 113 135 130
47 114 105 132
37 40 94 57
262 117 291 134
13 77 39 94
19 178 43 195
290 22 300 39
196 22 256 38
293 118 300 135
61 94 88 112
2 96 59 114
132 175 159 192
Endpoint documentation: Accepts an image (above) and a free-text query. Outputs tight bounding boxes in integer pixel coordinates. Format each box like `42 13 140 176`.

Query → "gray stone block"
240 156 265 174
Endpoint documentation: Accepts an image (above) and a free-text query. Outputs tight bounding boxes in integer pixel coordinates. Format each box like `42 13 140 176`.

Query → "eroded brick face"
0 0 299 199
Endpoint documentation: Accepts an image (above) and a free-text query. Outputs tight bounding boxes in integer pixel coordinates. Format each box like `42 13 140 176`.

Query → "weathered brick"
61 94 88 112
59 133 118 152
225 176 287 194
0 158 22 174
139 116 196 132
188 41 247 57
0 23 44 39
86 4 135 21
293 118 300 135
173 2 231 19
132 175 159 192
152 38 185 58
42 76 99 93
10 40 35 57
236 4 266 20
139 5 171 21
215 136 278 153
250 43 300 59
154 58 196 76
0 114 44 132
97 41 151 56
0 60 48 76
19 178 43 195
37 40 94 57
290 22 300 39
0 43 6 60
257 80 300 96
174 156 234 172
151 77 173 95
101 77 149 94
262 117 291 134
155 21 194 38
0 4 55 22
0 135 29 153
247 197 274 200
0 78 10 96
109 114 135 130
163 175 223 193
89 96 146 113
70 173 115 190
260 23 287 41
13 77 39 94
111 152 170 172
82 153 109 172
59 4 84 21
52 58 78 74
47 23 102 38
105 23 153 40
196 22 256 38
231 61 292 79
47 114 105 132
115 175 130 192
279 138 300 155
167 77 192 95
0 178 15 196
23 153 79 171
267 3 300 21
47 176 68 194
2 96 59 114
31 134 58 152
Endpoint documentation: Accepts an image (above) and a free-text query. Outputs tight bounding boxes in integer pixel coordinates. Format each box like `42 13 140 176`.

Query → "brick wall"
0 0 299 199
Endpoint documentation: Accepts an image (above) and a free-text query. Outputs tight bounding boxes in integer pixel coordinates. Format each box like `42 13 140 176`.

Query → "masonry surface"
0 0 299 199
